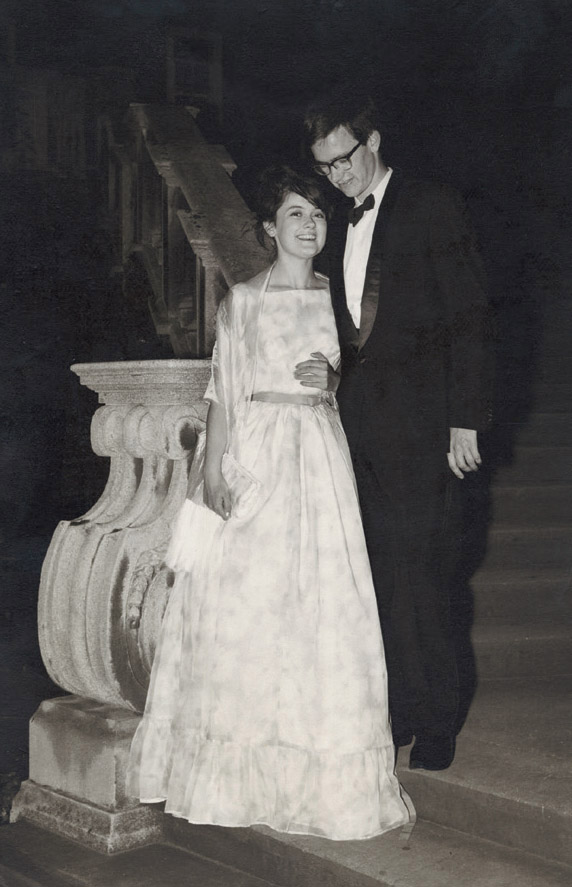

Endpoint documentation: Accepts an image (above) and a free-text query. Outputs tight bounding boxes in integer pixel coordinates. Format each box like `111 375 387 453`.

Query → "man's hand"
294 352 340 392
448 428 481 479
203 468 232 519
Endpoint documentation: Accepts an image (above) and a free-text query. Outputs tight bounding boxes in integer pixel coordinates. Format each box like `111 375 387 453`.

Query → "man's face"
311 125 382 201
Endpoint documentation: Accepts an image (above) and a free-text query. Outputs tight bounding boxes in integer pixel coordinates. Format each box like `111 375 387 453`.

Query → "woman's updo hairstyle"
253 164 331 249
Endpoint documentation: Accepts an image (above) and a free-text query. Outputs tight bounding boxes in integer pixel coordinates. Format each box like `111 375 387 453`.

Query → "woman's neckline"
265 265 328 293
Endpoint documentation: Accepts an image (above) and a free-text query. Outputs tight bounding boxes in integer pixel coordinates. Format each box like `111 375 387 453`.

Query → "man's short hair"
303 87 381 148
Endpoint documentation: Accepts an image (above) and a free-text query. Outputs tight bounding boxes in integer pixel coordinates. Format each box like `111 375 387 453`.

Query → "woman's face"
264 192 327 261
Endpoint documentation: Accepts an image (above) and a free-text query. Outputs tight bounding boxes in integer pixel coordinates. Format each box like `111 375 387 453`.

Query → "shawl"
203 264 275 458
165 265 275 571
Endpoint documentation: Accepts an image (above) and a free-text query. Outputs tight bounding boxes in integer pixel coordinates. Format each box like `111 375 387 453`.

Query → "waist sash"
250 391 325 406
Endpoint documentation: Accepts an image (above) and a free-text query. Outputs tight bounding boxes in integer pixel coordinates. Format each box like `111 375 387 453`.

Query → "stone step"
0 821 278 887
461 675 571 747
471 618 572 679
400 677 572 870
500 412 572 447
3 818 571 887
164 815 572 887
471 568 572 619
478 525 572 572
492 446 572 485
0 862 40 887
491 484 572 526
532 383 572 414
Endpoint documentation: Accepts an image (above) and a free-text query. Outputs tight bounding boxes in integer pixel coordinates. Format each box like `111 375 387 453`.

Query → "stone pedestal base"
11 695 164 853
11 781 164 853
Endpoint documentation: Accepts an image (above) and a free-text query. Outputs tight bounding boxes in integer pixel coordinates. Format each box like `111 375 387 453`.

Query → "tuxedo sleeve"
429 184 493 432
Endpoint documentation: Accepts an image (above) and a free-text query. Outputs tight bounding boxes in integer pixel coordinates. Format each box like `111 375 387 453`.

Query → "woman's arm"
203 401 232 519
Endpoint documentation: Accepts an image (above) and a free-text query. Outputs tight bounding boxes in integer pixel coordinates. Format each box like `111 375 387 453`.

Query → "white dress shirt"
344 168 393 329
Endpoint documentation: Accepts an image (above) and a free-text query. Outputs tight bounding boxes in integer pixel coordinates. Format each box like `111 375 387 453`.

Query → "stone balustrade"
38 360 211 713
99 102 268 358
36 105 269 718
14 98 271 854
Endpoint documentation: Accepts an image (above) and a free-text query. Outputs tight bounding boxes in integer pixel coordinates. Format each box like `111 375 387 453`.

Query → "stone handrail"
38 360 211 712
100 103 268 357
13 92 277 854
39 110 270 712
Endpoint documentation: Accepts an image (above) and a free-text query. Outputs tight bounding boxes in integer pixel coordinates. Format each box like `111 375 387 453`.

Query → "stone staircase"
395 391 572 879
152 391 572 886
469 413 572 680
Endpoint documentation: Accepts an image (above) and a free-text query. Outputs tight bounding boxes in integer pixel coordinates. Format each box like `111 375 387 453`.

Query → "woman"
127 165 412 840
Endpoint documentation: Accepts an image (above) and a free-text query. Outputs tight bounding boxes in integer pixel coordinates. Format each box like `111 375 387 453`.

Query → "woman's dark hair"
303 86 381 149
254 164 331 249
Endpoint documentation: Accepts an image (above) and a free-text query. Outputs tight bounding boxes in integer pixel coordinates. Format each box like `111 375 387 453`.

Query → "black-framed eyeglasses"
312 141 363 177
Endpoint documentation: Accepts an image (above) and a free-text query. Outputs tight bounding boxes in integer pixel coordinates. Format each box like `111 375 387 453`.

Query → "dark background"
3 0 570 384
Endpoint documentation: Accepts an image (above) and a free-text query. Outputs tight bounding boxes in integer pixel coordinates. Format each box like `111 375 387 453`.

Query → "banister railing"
99 103 268 357
37 106 269 713
13 96 271 850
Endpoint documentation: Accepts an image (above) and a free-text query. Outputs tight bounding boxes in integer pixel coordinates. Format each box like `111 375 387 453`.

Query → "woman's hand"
294 352 340 392
204 468 232 519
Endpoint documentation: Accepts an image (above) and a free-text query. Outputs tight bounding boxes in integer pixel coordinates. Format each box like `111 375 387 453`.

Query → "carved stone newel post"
11 359 210 852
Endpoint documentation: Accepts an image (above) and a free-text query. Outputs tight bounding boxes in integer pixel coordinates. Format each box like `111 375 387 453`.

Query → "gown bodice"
253 288 339 396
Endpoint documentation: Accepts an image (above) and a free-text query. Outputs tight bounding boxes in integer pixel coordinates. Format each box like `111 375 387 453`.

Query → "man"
297 90 491 771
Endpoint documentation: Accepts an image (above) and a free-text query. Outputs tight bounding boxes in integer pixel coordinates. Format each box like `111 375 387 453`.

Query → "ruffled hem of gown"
127 715 412 841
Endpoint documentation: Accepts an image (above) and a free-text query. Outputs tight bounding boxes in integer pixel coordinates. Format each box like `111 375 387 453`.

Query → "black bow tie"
348 193 375 226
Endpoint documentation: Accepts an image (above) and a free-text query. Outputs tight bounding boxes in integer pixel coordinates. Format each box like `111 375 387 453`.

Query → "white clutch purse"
165 437 261 573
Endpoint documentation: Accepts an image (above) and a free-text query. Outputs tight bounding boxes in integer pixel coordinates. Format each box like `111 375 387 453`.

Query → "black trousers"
352 450 461 741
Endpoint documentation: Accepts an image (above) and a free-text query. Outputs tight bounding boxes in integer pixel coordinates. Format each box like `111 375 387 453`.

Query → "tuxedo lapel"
358 171 403 350
328 210 359 348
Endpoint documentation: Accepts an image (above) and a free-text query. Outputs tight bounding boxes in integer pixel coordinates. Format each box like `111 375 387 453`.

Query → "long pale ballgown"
127 267 412 840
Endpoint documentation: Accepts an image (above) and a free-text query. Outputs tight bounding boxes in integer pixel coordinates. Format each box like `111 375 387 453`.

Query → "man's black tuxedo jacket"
325 171 492 489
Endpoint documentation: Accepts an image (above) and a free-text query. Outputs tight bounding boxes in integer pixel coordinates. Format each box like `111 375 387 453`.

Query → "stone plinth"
11 696 162 853
29 697 138 808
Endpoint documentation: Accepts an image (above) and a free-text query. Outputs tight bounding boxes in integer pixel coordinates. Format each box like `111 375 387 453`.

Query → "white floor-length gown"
127 268 413 840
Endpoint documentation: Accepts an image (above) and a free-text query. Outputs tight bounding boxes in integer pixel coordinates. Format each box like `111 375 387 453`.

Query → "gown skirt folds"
127 278 412 840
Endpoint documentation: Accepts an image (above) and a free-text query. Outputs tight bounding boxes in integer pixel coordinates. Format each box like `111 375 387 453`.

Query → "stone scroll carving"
38 360 210 713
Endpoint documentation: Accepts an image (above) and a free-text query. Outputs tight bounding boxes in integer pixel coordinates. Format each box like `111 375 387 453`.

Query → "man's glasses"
312 141 363 177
